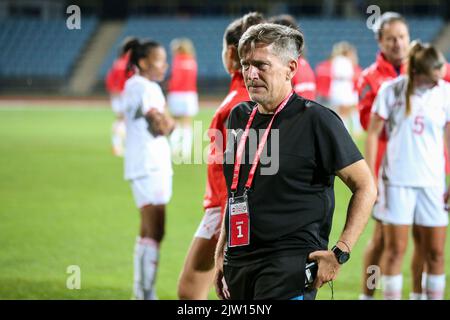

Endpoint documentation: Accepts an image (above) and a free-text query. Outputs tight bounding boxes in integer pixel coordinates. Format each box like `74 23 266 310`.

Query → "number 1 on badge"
228 195 250 247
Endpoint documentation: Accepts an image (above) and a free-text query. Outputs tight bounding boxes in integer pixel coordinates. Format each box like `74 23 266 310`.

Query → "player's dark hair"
121 36 140 56
405 41 445 115
268 14 299 31
127 39 162 73
224 12 265 70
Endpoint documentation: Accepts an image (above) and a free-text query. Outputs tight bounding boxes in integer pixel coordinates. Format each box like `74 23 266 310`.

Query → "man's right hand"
214 259 230 300
308 250 341 289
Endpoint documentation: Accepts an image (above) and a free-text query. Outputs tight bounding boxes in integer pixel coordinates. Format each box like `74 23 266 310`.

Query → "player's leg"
380 186 416 300
422 226 446 299
111 95 126 156
359 219 384 299
414 225 446 300
180 115 193 162
134 203 165 300
179 93 198 162
360 179 387 300
131 174 172 300
338 104 353 133
169 115 183 160
410 224 426 299
178 206 222 299
381 224 409 300
414 186 448 300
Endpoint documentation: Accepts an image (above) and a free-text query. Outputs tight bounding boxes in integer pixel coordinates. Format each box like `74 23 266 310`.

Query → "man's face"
240 44 293 108
378 21 410 65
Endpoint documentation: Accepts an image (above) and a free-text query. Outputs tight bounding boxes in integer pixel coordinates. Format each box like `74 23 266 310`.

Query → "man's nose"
248 65 259 79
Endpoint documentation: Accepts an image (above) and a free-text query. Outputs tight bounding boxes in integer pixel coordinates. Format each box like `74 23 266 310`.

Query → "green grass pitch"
0 103 448 299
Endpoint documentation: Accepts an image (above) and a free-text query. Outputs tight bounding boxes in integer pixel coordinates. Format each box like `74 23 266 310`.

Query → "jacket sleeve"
357 73 376 131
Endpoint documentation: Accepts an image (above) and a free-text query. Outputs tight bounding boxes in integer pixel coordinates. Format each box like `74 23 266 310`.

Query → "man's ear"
287 58 298 80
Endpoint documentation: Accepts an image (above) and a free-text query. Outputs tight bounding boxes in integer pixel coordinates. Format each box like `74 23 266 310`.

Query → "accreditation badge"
228 194 250 247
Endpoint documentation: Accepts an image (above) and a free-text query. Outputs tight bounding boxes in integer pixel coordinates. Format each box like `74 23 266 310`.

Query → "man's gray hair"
238 23 304 63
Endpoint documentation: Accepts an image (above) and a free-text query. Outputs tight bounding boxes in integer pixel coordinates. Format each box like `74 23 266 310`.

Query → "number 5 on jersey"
228 196 250 247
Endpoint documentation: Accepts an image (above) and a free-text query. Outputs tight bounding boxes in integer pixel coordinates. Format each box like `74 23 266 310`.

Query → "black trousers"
223 254 317 300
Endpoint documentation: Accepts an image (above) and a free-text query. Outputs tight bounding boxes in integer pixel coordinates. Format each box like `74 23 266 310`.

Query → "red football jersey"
315 59 361 99
315 60 331 99
444 63 450 82
203 72 249 215
168 53 198 93
357 53 406 177
292 57 316 100
105 53 133 94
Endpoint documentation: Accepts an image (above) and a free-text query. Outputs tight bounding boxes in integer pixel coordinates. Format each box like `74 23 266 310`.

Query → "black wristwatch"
331 245 350 264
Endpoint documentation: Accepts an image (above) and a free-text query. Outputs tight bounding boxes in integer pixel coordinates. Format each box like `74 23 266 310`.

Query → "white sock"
181 126 193 162
133 237 160 300
382 274 403 300
421 272 428 300
409 292 424 300
426 274 446 300
351 110 362 135
358 294 375 300
170 125 183 162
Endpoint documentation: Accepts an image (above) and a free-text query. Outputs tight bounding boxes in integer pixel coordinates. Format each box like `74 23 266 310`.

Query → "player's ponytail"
121 36 140 56
127 39 162 74
406 41 445 116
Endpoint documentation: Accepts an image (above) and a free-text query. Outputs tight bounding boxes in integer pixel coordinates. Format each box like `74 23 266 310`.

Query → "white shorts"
130 173 172 208
168 92 199 117
110 95 124 114
194 207 222 240
374 183 448 227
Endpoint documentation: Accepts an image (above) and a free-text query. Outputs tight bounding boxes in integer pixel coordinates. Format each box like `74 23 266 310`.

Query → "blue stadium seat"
0 17 98 78
99 16 444 82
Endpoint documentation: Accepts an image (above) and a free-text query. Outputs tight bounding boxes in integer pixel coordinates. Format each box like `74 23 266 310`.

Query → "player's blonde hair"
170 38 196 57
405 41 445 115
330 41 358 65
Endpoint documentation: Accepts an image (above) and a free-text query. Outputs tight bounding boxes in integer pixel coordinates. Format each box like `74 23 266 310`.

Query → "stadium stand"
0 17 98 78
99 16 444 83
0 16 444 88
300 17 444 69
99 17 231 80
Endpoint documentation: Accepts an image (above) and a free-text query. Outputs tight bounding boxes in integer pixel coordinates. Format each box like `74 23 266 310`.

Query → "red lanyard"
230 91 294 195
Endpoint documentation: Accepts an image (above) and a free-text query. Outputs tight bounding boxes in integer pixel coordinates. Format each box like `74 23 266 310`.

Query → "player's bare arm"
309 159 377 288
214 213 229 300
365 113 385 178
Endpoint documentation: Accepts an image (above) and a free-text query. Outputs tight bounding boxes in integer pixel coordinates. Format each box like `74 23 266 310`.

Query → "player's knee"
426 249 444 267
385 244 407 263
365 238 384 259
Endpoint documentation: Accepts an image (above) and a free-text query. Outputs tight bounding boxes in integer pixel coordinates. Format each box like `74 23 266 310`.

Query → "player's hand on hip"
308 250 340 289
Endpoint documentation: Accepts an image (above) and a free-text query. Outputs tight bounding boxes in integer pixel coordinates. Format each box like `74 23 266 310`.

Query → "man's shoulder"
291 95 339 120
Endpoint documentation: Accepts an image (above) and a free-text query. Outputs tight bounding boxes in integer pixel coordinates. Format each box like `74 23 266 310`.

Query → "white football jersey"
329 55 358 107
373 75 450 187
122 74 172 180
